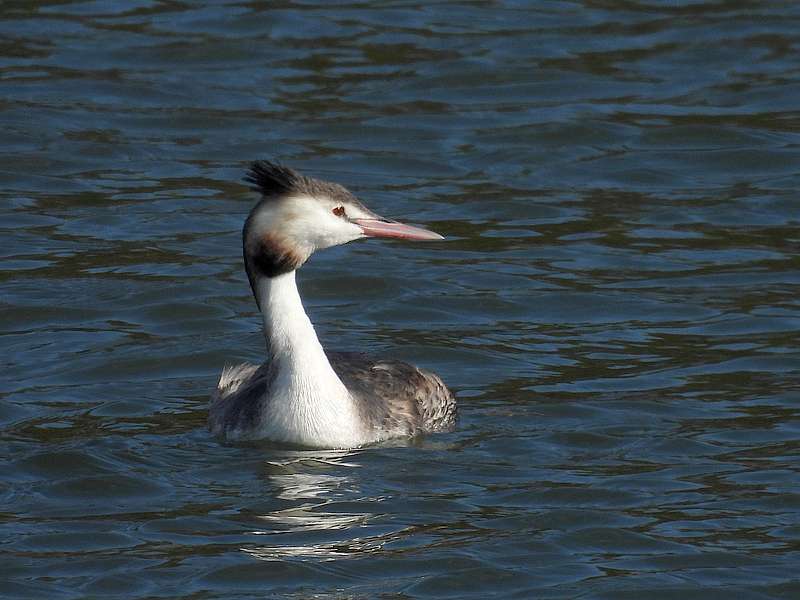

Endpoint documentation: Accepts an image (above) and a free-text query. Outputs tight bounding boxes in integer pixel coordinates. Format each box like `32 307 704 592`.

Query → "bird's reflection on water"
243 449 385 561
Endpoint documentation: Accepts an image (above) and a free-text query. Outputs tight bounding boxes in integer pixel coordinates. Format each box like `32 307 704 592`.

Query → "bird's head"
242 161 443 286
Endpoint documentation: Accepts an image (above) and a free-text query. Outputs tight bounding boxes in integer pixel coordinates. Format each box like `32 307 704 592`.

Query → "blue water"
2 1 799 598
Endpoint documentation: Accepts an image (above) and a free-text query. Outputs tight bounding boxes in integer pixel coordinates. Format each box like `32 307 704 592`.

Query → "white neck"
254 271 365 448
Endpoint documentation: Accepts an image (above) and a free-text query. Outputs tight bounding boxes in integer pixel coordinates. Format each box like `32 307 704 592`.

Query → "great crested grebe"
209 161 456 448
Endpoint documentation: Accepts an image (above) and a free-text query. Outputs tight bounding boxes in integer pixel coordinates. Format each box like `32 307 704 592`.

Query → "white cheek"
314 219 363 249
281 199 363 251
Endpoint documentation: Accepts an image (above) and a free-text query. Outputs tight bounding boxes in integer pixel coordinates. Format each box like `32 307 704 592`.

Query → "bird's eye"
332 206 346 217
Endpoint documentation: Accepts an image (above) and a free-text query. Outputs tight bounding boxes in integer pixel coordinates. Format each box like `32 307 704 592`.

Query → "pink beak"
354 219 444 241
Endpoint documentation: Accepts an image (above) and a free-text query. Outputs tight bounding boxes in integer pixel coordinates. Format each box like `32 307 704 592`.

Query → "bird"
209 161 456 448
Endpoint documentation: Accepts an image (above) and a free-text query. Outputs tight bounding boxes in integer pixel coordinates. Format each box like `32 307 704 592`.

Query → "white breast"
257 375 365 448
243 272 370 448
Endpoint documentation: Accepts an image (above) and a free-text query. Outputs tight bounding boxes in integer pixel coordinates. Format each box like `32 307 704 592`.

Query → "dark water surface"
2 1 800 598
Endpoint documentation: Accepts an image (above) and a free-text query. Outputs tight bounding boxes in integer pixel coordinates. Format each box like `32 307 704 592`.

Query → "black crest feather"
244 161 304 197
243 159 365 210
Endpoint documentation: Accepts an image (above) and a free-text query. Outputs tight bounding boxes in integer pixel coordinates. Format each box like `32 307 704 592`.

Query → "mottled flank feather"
215 362 260 399
329 351 457 437
209 362 273 438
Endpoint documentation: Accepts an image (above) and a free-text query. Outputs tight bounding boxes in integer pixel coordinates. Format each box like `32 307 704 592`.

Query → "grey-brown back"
210 352 456 442
328 351 457 437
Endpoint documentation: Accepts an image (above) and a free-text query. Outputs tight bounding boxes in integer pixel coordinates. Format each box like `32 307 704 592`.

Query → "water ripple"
1 1 799 598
